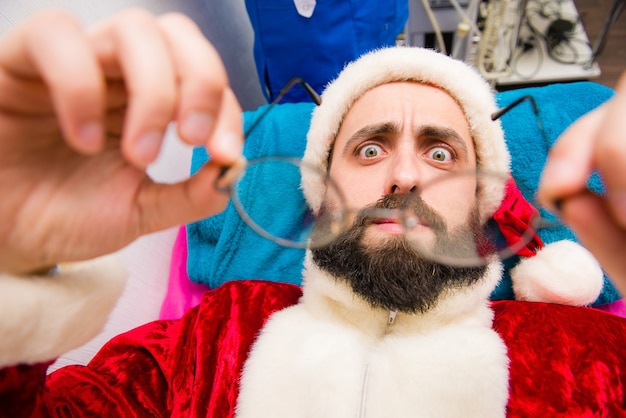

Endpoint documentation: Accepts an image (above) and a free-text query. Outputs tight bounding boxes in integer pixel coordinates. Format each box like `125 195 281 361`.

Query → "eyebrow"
420 126 470 157
341 121 400 156
340 121 471 158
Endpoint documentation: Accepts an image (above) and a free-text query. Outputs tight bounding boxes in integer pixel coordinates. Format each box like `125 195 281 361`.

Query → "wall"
0 0 266 110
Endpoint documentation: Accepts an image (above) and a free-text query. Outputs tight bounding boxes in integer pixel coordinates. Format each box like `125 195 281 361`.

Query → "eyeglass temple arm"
491 95 549 144
217 78 321 191
244 77 322 137
491 95 539 121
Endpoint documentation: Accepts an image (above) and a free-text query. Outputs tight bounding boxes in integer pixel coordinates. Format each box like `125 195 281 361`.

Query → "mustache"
353 192 448 234
312 192 487 313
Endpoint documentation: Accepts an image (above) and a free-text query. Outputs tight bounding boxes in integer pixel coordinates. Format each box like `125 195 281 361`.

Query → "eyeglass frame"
211 77 561 264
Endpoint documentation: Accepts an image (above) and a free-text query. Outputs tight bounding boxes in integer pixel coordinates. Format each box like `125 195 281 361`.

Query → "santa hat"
301 47 509 219
301 46 603 306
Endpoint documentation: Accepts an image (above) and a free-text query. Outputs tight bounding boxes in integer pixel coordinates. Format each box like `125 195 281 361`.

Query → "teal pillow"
186 82 620 306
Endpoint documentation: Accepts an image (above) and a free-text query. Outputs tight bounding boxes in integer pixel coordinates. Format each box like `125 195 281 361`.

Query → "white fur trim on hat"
510 240 604 306
301 46 510 219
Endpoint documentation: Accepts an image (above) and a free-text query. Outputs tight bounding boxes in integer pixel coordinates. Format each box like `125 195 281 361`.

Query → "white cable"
452 21 471 59
494 26 510 71
449 0 481 34
420 0 447 55
476 0 513 80
451 0 483 60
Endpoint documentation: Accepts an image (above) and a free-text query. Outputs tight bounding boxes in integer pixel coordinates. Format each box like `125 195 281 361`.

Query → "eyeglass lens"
225 83 567 266
231 161 562 264
230 157 348 249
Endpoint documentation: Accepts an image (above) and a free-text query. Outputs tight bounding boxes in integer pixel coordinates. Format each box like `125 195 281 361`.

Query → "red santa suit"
1 257 626 417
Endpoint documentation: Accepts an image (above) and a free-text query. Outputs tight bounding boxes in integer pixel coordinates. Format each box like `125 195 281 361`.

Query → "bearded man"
236 47 511 417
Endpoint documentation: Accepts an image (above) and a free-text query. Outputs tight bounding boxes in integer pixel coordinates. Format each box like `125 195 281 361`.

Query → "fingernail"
78 121 103 152
180 112 214 144
134 131 162 165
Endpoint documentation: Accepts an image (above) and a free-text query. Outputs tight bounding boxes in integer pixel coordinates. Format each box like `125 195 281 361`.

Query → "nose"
386 152 421 195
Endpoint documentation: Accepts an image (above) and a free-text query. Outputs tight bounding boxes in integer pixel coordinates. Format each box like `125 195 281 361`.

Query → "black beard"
311 193 488 314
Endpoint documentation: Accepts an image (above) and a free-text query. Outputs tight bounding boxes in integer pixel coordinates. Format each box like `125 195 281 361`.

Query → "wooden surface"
576 0 625 88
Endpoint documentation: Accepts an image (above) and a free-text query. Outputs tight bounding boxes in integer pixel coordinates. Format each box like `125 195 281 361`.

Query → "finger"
130 89 243 235
105 106 125 137
88 9 177 168
134 160 231 235
0 113 60 148
559 192 626 295
594 73 626 225
205 87 244 165
156 14 234 147
536 104 604 209
0 69 53 115
0 10 105 153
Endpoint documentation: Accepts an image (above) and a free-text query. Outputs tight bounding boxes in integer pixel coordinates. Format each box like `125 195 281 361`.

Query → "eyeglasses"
214 80 565 267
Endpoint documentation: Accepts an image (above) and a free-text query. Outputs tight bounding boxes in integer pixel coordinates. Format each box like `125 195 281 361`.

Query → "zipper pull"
388 310 398 325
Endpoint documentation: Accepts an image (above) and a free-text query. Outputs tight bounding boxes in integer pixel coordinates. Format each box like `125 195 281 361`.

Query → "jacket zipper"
358 363 370 418
358 310 398 418
388 310 398 325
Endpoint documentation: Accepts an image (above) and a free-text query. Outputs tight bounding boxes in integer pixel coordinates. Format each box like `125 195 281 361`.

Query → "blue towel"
187 81 620 305
187 102 313 289
494 82 619 304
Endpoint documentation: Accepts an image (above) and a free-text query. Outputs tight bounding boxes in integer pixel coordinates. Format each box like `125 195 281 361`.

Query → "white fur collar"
299 252 503 336
237 254 509 417
0 255 126 368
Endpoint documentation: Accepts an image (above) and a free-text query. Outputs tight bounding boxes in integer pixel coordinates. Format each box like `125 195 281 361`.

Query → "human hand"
538 72 626 294
0 9 243 275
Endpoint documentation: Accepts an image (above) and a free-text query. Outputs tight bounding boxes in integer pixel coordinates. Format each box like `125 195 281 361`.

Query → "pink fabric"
595 299 626 317
159 227 209 320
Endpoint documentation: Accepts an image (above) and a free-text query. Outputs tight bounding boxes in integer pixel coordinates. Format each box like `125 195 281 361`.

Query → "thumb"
136 160 230 235
537 105 603 210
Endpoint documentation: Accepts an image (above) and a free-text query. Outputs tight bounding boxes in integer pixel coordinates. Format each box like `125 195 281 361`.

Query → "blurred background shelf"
404 0 625 90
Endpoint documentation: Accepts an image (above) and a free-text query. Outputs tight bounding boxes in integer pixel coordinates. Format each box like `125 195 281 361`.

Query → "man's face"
328 81 478 245
312 82 487 313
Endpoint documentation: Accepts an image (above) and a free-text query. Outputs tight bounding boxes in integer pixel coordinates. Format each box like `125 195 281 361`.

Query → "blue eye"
359 144 383 159
429 147 452 162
